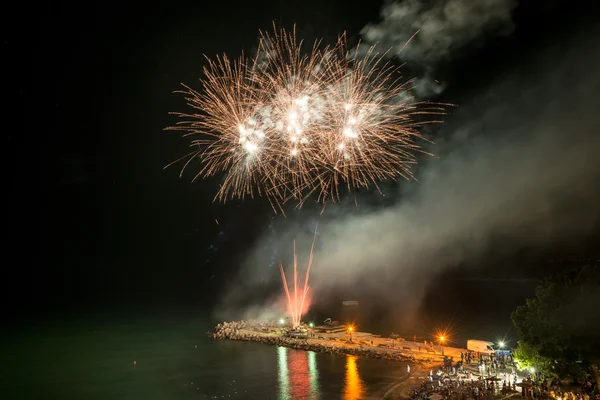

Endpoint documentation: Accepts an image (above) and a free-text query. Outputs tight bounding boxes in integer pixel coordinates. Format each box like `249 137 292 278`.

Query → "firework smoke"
214 16 600 329
361 0 518 98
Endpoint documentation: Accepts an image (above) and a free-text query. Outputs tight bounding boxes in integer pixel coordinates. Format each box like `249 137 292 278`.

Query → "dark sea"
2 316 408 400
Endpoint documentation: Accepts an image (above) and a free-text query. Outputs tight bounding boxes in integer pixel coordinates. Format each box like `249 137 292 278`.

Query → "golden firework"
166 24 447 212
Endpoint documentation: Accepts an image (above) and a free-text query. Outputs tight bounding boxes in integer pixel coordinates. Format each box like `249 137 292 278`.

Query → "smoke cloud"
213 13 600 326
305 28 600 294
214 293 288 322
361 0 518 97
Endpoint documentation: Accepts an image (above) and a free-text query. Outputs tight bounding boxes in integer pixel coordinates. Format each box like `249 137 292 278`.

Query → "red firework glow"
279 228 318 327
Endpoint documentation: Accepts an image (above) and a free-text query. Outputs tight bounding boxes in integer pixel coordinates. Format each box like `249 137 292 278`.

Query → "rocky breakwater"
208 321 419 363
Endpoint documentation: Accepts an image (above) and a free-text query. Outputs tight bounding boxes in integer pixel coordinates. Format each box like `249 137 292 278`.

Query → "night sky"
12 0 600 336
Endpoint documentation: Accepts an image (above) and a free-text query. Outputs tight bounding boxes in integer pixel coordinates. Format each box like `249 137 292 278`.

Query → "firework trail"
278 226 318 327
167 24 447 212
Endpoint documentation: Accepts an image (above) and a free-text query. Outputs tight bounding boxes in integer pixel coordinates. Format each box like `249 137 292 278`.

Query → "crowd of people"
410 352 599 400
519 373 599 400
461 351 514 377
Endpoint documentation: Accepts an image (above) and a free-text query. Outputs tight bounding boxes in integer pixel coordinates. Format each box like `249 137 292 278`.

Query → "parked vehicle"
466 339 496 354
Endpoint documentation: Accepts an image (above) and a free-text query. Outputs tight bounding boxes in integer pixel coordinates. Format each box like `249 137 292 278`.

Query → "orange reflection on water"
344 355 365 400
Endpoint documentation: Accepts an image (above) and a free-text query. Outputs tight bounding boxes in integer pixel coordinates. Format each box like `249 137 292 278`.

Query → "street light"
440 336 445 355
279 318 285 325
498 341 505 349
348 325 354 341
308 322 314 328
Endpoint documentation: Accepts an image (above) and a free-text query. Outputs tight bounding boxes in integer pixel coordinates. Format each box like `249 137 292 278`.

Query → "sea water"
2 316 408 400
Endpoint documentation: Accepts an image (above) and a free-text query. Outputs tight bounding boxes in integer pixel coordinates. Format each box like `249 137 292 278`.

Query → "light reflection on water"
278 346 290 398
278 347 366 400
3 320 407 399
308 350 319 395
344 355 365 400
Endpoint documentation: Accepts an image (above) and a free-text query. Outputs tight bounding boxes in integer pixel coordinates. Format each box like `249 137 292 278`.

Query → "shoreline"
209 321 442 399
382 364 428 400
209 321 522 400
209 320 445 364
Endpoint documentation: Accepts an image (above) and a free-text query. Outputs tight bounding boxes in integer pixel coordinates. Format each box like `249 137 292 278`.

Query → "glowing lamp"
279 319 284 325
440 336 445 342
498 341 505 348
309 322 314 328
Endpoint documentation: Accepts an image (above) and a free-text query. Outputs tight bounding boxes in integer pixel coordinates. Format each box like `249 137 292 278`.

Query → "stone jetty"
208 320 444 364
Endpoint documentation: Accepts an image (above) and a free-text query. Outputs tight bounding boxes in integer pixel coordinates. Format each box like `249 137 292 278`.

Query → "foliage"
513 340 553 373
511 264 600 380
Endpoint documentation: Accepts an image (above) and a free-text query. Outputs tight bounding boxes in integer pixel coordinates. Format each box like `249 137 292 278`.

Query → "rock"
207 320 418 364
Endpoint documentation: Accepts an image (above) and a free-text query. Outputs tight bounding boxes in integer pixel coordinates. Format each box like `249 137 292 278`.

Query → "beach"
210 321 525 400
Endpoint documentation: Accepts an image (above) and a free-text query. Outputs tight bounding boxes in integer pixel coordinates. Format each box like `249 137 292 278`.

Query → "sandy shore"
382 364 432 400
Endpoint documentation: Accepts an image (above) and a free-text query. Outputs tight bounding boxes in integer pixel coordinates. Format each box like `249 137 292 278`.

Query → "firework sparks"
166 24 447 211
279 227 318 328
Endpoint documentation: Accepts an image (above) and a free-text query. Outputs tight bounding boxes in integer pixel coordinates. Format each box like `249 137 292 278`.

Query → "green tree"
511 264 600 389
512 340 553 372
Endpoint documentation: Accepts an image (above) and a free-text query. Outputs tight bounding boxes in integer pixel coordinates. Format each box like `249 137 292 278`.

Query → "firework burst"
166 24 447 212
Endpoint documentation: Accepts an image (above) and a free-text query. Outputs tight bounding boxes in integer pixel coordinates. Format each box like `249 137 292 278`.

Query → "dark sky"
24 0 385 321
11 0 599 331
